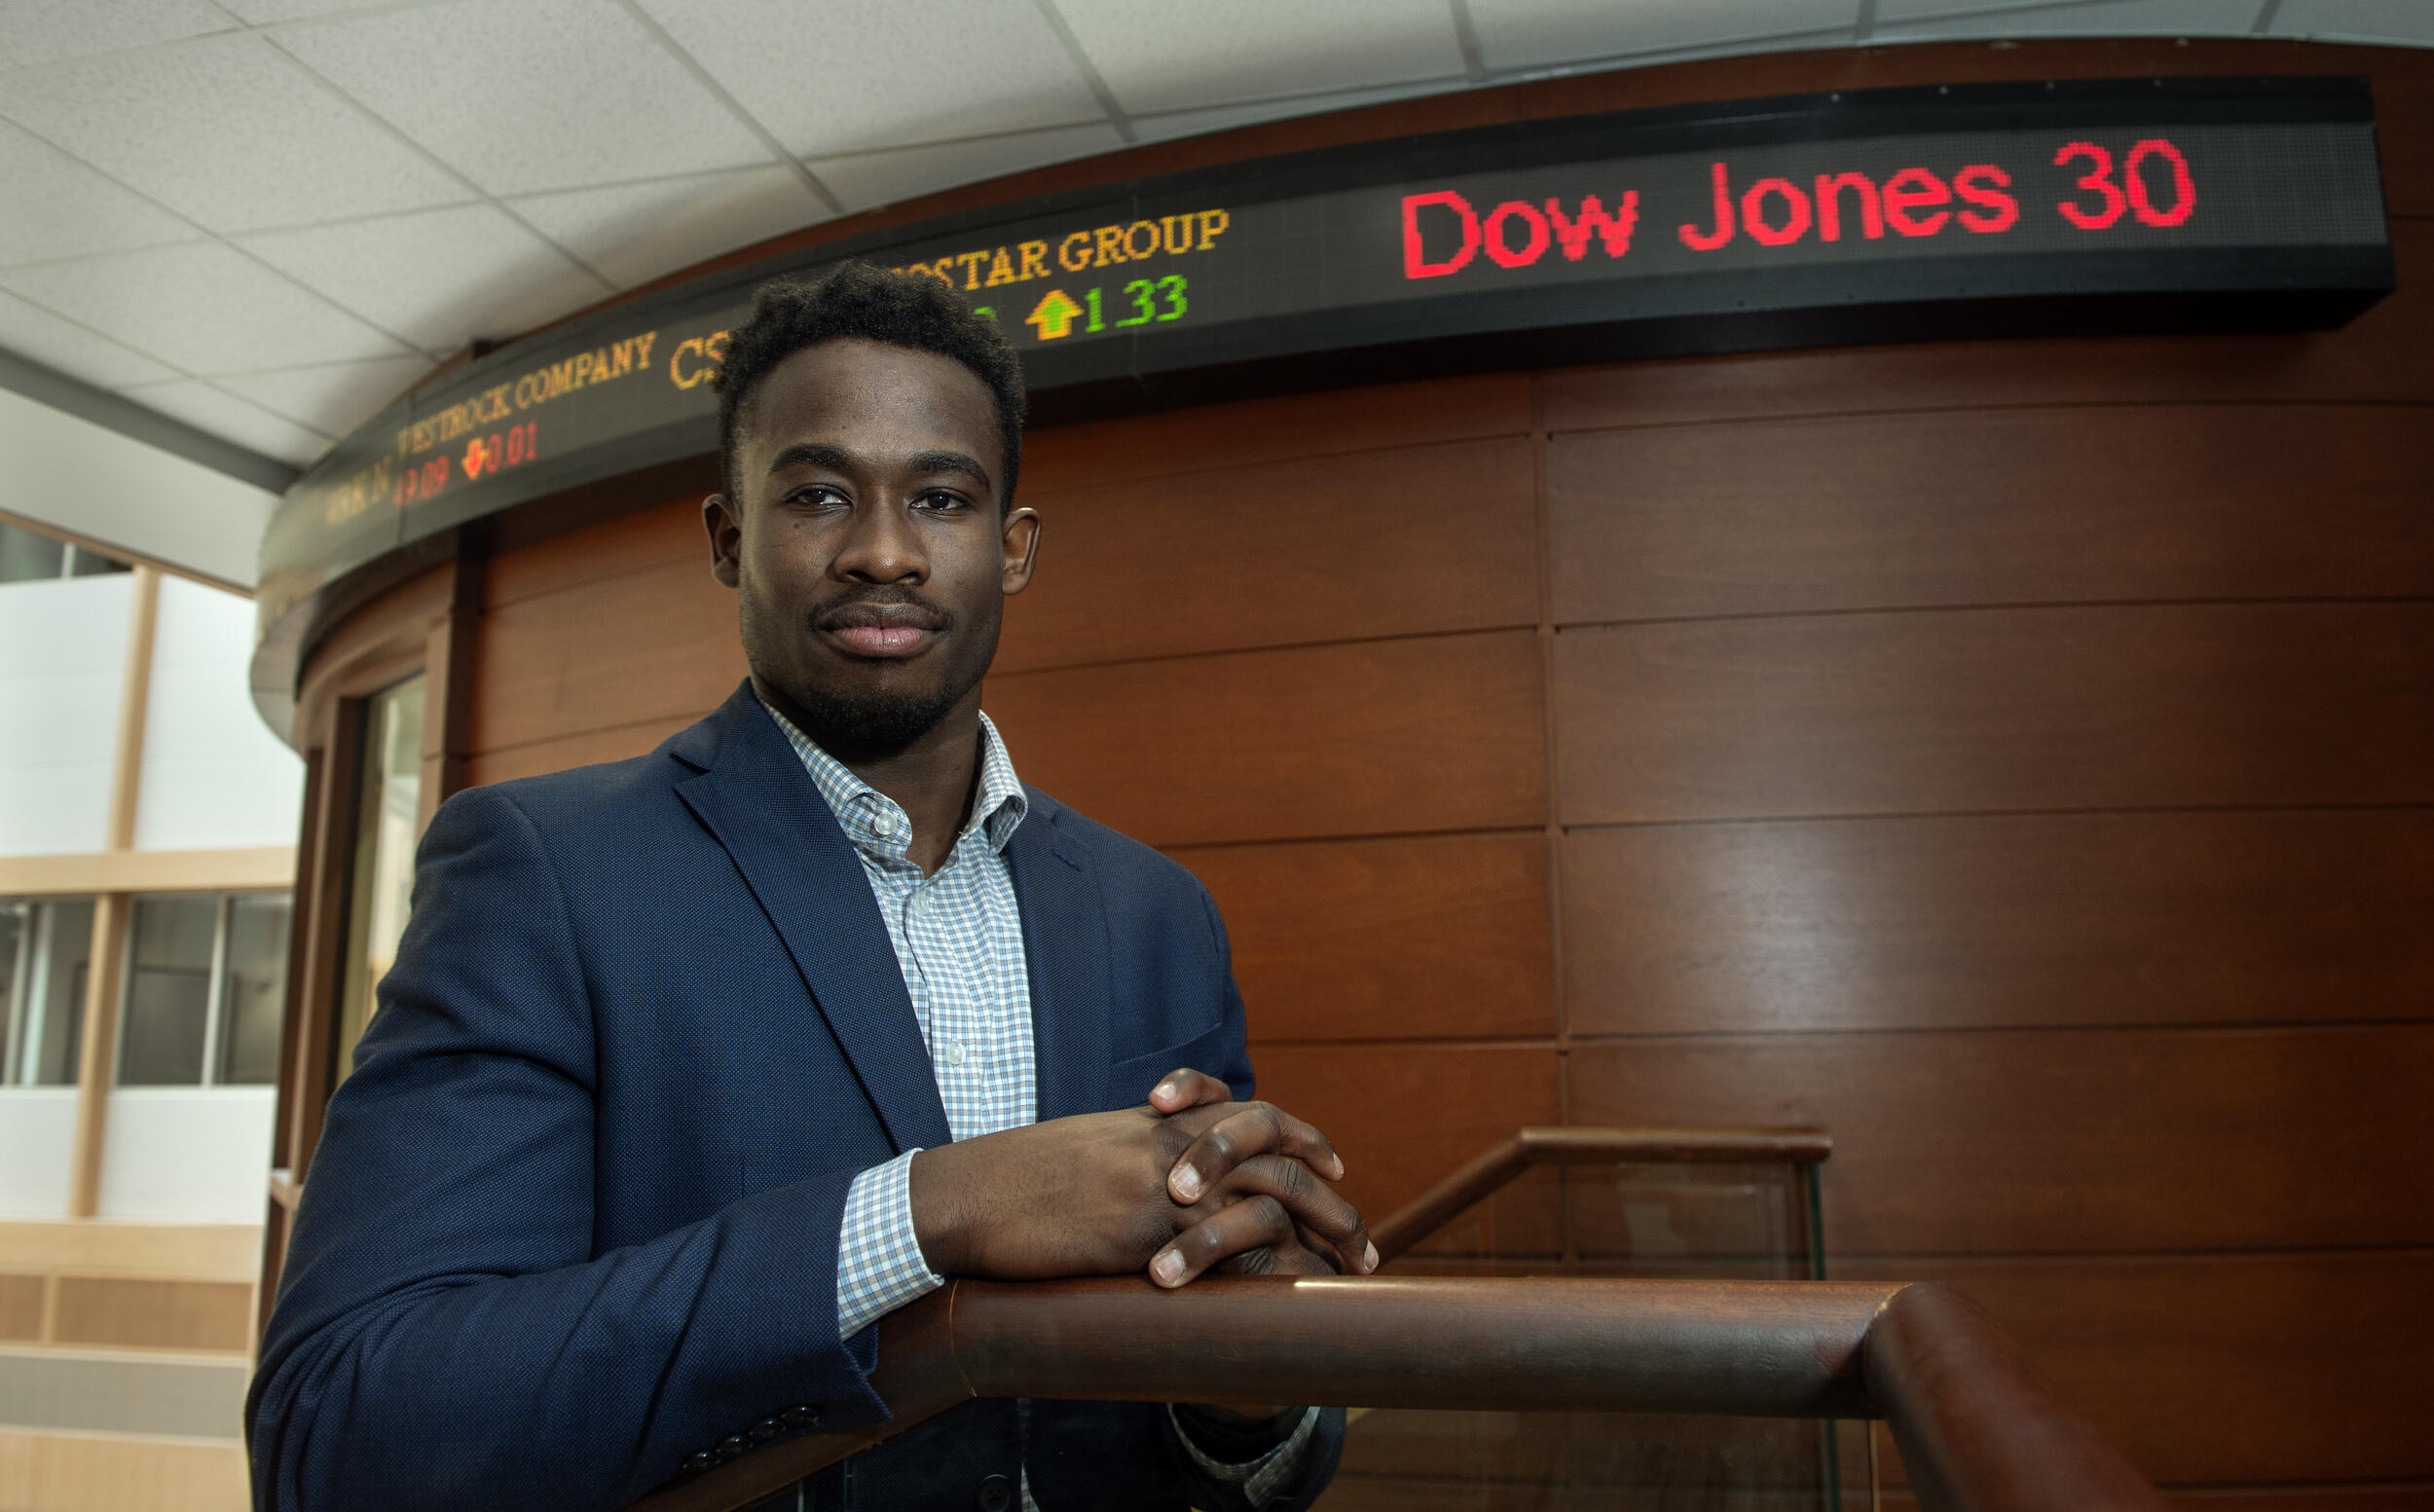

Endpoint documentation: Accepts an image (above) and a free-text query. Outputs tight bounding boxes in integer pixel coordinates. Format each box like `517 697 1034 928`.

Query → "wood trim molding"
103 567 159 854
66 896 129 1220
0 1222 263 1283
0 847 298 897
67 567 161 1221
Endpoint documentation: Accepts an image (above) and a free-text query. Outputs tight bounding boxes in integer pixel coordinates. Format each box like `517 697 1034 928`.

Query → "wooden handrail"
1372 1124 1833 1263
627 1273 2168 1512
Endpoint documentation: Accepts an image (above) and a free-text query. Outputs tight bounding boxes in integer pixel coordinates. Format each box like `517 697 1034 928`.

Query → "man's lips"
817 602 945 659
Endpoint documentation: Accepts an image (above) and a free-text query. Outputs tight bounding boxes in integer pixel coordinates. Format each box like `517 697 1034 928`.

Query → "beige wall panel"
0 1432 247 1512
0 1281 38 1346
49 1282 250 1355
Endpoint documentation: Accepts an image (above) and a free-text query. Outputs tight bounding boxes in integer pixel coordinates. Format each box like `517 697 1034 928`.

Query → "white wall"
134 575 304 851
95 1088 277 1224
0 1090 76 1218
0 386 277 590
0 574 130 857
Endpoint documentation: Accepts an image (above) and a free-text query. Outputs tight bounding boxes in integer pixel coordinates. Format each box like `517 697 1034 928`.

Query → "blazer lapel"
673 684 951 1154
1006 790 1115 1121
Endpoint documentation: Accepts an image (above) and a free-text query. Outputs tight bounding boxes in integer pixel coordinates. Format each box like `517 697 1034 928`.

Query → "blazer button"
781 1405 821 1428
749 1418 781 1442
682 1451 716 1475
976 1472 1014 1512
717 1435 749 1461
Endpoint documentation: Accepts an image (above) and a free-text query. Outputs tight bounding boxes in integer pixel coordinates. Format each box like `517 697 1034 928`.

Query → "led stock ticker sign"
1401 137 2196 276
264 76 2390 644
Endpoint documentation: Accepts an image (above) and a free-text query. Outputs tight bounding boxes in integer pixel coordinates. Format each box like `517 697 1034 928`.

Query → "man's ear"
1001 506 1042 595
704 493 741 588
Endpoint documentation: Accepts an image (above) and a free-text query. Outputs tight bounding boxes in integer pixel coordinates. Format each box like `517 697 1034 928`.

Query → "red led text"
1403 190 1641 277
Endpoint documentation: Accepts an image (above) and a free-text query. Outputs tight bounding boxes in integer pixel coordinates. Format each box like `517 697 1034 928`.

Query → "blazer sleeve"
246 784 890 1512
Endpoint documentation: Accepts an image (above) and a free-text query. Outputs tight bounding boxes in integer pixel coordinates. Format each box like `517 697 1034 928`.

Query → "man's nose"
833 496 929 582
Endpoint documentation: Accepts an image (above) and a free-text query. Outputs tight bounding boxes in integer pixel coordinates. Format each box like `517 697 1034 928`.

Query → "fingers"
1147 1067 1232 1115
1207 1154 1378 1277
1150 1195 1295 1288
1166 1101 1346 1203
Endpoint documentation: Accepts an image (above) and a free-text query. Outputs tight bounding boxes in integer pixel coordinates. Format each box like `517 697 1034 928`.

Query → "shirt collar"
758 693 1028 862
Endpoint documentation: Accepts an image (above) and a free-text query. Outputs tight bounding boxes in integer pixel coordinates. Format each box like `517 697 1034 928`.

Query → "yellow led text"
895 209 1230 292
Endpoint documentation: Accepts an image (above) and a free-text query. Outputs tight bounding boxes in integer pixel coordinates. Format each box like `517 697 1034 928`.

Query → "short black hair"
712 261 1026 507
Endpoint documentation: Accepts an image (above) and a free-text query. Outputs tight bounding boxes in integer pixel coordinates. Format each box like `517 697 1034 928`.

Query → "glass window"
336 676 425 1083
0 523 66 583
119 897 218 1085
0 902 23 1076
3 898 93 1086
63 542 130 577
217 894 291 1086
0 522 128 583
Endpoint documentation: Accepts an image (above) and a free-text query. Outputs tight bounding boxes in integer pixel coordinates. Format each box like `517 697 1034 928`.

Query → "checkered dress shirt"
764 697 1316 1509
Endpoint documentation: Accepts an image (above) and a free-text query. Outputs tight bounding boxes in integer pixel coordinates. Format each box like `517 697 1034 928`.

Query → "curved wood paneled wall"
287 37 2434 1507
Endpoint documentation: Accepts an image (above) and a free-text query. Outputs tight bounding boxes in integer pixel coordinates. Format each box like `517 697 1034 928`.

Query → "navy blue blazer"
247 682 1344 1512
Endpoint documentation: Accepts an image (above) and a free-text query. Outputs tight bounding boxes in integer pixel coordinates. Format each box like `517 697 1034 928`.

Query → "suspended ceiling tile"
1874 0 2260 36
508 165 831 289
275 0 778 196
0 289 180 388
639 0 1105 160
1129 81 1472 144
238 203 612 353
1051 0 1464 115
115 379 333 466
213 355 437 437
0 119 200 266
0 240 411 375
1467 0 1857 73
0 0 234 70
0 31 473 235
809 122 1126 215
2270 0 2434 43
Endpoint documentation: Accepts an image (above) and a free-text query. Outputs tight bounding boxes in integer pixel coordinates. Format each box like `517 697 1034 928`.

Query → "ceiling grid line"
0 83 433 436
1029 0 1139 144
254 28 624 299
605 0 848 216
1451 0 1493 84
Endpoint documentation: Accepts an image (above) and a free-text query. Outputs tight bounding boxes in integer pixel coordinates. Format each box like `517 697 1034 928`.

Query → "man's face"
706 337 1040 754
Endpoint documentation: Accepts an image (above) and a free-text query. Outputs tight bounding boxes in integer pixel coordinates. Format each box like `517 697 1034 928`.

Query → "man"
248 264 1377 1512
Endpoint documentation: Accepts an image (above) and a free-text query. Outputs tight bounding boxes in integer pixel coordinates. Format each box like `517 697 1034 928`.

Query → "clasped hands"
908 1067 1378 1290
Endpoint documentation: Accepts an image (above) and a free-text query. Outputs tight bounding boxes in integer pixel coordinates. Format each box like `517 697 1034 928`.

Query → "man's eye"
788 486 845 507
914 491 968 511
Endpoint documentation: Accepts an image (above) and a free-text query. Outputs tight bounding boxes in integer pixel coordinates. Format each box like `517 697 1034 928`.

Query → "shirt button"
873 812 900 837
940 1038 966 1068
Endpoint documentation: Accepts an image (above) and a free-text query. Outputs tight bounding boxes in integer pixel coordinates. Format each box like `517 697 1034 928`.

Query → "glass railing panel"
1565 1161 1823 1281
1324 1155 1849 1512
